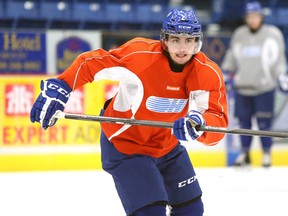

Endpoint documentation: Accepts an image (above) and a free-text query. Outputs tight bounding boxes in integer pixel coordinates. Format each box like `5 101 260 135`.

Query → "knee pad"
170 196 204 216
132 202 167 216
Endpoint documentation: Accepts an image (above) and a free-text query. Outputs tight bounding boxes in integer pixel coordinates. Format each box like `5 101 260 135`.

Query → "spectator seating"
0 1 6 19
0 0 184 30
1 0 288 31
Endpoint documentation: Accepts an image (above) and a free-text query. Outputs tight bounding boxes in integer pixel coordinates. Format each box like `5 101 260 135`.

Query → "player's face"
245 13 263 30
166 35 196 65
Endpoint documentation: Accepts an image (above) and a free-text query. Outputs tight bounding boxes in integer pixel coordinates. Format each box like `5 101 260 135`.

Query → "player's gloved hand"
173 110 206 141
30 78 71 130
278 73 288 93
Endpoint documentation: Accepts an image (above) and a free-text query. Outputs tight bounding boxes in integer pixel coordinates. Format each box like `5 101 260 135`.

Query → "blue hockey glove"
278 73 288 93
173 110 206 141
30 78 71 130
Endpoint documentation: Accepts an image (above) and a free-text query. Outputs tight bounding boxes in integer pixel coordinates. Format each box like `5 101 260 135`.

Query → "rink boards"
1 147 288 171
1 75 287 171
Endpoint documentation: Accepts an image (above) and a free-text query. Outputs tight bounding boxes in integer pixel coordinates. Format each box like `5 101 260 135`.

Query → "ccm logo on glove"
30 78 71 130
47 83 70 97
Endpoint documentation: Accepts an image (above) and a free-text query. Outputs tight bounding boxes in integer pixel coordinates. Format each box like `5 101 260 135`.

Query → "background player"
30 8 228 216
221 1 287 167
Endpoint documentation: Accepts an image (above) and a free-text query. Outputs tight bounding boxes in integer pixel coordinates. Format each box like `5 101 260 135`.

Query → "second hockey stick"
54 111 288 138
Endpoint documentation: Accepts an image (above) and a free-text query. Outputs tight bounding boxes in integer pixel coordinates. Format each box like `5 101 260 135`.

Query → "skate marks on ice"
0 167 287 216
198 167 288 216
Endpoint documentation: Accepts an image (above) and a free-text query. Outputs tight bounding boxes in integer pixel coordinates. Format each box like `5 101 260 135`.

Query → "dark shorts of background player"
234 90 274 123
100 129 203 215
234 90 275 151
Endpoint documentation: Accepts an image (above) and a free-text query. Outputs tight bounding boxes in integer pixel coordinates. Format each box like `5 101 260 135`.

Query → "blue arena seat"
6 0 39 19
150 4 168 23
0 1 5 18
136 3 168 23
277 8 288 26
105 3 136 23
40 1 72 21
72 2 106 22
136 4 151 22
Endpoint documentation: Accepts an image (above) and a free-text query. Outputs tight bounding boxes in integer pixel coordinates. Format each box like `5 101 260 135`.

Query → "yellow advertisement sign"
0 75 228 171
0 75 119 171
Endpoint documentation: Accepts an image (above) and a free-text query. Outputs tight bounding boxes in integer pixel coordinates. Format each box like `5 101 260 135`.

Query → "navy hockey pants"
234 90 275 152
100 131 203 215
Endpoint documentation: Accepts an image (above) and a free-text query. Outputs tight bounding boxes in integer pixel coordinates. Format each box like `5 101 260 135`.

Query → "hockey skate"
262 152 271 167
233 152 251 167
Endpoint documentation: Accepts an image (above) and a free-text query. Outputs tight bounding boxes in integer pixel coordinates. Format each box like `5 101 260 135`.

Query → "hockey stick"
54 111 288 138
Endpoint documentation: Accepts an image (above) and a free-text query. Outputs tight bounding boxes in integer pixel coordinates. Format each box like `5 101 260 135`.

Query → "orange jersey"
58 37 228 158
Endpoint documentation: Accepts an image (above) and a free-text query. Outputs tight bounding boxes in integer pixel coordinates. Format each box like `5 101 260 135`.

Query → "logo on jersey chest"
146 96 187 113
166 86 180 91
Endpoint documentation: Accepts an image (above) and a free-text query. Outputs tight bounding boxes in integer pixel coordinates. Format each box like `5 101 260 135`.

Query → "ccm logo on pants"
178 175 197 188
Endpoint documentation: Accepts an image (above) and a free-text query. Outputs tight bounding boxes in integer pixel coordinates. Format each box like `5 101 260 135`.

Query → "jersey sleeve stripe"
194 57 225 119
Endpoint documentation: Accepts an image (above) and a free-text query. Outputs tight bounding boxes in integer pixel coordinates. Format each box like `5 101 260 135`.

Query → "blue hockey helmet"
161 8 203 54
245 1 262 15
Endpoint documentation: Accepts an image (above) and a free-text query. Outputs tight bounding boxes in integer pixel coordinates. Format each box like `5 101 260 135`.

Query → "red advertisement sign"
5 84 34 116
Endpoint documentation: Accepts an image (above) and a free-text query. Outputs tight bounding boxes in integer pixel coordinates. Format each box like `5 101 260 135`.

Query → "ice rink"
0 167 288 216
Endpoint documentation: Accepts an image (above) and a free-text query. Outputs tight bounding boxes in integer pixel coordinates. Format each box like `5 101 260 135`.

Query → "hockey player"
30 8 228 216
221 1 287 167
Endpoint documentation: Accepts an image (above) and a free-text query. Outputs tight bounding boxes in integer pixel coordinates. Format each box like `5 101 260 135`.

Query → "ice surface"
0 167 287 216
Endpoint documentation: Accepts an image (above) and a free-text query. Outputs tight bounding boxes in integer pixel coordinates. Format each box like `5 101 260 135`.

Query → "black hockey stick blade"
54 111 288 138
